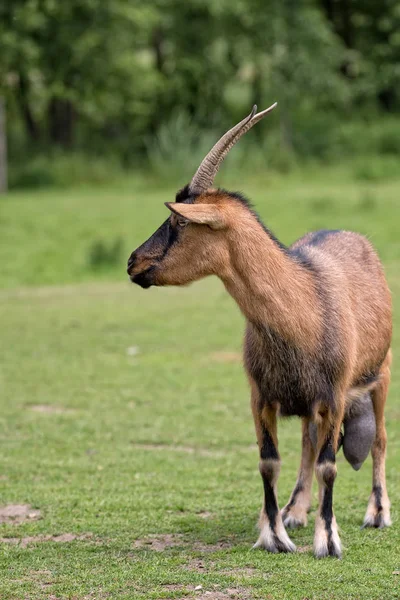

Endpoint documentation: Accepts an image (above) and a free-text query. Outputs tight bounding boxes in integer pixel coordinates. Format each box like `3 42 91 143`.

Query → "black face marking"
128 217 182 284
131 266 155 289
317 438 336 464
127 252 136 272
260 428 279 460
159 218 180 260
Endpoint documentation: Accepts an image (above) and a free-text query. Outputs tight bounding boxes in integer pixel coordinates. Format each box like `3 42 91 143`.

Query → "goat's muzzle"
127 252 155 288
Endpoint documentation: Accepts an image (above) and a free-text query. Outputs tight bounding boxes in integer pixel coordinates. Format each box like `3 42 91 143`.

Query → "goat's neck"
221 219 322 349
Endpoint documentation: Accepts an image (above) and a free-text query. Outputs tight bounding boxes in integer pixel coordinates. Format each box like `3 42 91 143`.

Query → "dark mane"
175 184 197 204
176 185 288 253
222 189 288 253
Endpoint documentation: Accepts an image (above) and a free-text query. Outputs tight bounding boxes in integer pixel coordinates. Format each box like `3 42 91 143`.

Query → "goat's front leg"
313 406 343 559
251 383 296 553
282 417 315 529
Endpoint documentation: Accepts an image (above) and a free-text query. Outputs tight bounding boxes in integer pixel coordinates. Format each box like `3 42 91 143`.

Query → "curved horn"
189 102 277 194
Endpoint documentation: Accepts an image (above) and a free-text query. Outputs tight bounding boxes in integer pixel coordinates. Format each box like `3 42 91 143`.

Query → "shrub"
87 238 123 271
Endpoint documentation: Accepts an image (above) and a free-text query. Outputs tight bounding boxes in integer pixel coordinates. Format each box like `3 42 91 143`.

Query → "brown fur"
127 188 392 558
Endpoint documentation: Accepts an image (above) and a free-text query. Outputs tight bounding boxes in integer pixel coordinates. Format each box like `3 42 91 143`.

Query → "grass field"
0 163 399 599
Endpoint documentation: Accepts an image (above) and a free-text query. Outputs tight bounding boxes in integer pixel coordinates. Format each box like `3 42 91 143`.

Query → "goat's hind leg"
363 352 392 528
251 384 296 553
314 406 343 559
282 417 315 529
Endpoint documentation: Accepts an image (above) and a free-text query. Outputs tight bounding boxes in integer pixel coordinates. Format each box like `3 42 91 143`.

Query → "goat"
127 104 392 558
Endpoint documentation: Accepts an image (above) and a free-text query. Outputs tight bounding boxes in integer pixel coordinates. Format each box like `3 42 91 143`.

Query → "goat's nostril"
127 253 136 274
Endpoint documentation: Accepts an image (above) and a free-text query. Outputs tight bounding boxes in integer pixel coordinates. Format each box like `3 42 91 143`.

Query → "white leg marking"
253 511 296 553
363 489 391 528
282 491 310 529
313 515 341 559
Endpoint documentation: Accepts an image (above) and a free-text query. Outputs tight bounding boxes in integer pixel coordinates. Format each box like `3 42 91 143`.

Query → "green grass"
0 162 399 599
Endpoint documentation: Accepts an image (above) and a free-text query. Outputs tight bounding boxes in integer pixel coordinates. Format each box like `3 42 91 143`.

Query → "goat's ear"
165 203 226 230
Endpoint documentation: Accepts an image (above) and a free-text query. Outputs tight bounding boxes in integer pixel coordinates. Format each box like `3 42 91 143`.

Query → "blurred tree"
0 0 160 150
0 0 399 167
0 98 7 192
318 0 400 110
210 0 348 148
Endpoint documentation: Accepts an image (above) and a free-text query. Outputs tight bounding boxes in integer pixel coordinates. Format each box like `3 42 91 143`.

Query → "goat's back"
290 229 392 391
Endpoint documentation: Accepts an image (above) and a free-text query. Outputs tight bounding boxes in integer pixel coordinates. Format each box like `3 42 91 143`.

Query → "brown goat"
127 104 392 558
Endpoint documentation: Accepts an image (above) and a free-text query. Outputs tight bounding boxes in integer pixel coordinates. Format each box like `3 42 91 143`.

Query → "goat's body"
244 229 391 419
129 103 393 557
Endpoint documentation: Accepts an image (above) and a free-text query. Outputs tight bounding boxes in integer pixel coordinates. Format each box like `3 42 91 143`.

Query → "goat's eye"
178 218 188 227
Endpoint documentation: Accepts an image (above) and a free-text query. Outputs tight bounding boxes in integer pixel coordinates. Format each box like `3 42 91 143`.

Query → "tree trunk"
18 73 41 142
48 97 75 148
0 98 7 194
320 0 335 23
340 0 353 49
152 27 165 74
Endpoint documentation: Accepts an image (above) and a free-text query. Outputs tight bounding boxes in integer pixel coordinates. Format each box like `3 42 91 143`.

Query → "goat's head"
127 103 277 288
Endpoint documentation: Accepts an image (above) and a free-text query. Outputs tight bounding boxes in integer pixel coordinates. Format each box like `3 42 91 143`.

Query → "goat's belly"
246 359 334 418
244 324 338 418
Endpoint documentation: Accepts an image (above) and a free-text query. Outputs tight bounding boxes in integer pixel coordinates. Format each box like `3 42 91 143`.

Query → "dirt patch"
0 533 93 548
29 404 70 414
297 545 313 554
29 569 55 590
132 534 233 554
131 443 224 458
185 558 214 572
192 540 233 552
186 562 257 578
209 352 242 364
196 511 213 519
221 568 259 578
0 504 41 524
181 589 251 600
156 584 251 600
161 584 187 592
132 533 185 552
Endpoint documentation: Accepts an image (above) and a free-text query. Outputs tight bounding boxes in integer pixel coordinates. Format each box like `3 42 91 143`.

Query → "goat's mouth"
129 267 156 289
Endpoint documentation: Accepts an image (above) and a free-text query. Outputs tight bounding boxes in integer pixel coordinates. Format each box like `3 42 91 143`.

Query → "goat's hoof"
362 512 392 529
253 526 296 553
281 507 308 529
314 517 342 559
314 542 342 559
363 492 391 529
253 538 296 554
314 534 342 559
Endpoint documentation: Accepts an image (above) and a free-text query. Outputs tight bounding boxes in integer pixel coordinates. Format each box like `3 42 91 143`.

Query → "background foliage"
2 0 400 187
1 3 400 599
